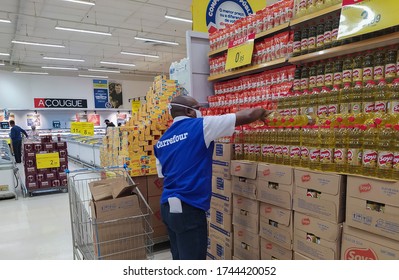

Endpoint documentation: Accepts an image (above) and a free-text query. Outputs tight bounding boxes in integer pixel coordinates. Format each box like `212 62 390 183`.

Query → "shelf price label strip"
36 152 60 169
225 33 255 71
338 0 399 40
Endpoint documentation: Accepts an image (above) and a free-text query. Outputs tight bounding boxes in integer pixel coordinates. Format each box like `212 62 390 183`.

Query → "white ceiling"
0 0 193 80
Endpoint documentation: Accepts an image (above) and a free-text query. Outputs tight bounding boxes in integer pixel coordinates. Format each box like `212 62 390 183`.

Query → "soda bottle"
334 125 348 173
385 48 397 84
309 63 317 90
316 19 325 52
301 26 309 55
362 80 376 114
293 29 302 57
308 125 320 170
392 124 399 180
374 48 385 82
283 127 292 165
342 55 353 84
376 124 394 179
307 24 317 53
333 57 343 86
300 126 311 168
328 84 340 115
362 124 378 177
319 125 335 171
352 54 363 83
347 125 364 175
275 127 284 164
363 51 374 83
324 16 333 49
290 126 302 166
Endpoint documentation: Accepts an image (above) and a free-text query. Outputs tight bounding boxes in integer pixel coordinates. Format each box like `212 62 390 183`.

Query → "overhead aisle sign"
338 0 399 40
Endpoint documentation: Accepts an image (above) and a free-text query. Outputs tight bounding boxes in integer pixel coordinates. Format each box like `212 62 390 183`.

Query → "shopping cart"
67 166 154 260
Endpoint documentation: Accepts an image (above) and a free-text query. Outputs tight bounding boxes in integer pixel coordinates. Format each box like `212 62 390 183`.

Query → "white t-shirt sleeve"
155 157 164 178
203 113 236 148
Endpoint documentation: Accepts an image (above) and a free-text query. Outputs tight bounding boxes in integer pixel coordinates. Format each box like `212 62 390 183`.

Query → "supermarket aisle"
0 161 171 260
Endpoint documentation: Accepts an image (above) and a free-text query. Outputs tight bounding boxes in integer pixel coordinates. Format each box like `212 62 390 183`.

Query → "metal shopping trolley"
67 166 154 260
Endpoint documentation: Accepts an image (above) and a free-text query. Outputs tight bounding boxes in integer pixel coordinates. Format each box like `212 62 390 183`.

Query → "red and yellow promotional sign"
225 33 255 70
338 0 399 40
36 152 60 169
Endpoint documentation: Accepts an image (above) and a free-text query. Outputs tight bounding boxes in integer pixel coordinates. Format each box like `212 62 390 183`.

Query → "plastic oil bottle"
283 127 292 166
328 84 340 115
319 125 335 171
266 126 277 164
388 78 399 115
290 126 302 167
347 125 364 175
362 80 376 115
233 128 244 160
275 127 284 165
308 125 321 170
334 125 348 173
361 124 378 177
300 126 311 168
348 81 365 125
392 124 399 180
339 82 351 123
376 124 394 179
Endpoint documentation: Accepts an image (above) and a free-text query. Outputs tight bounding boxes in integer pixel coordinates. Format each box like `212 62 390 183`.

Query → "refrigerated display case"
0 140 17 200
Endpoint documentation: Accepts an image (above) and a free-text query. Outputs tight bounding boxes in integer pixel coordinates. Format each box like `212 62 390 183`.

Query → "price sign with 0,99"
36 152 60 169
225 33 255 71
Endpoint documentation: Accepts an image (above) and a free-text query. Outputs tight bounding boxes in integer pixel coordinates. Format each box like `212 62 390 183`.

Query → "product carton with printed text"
213 143 233 161
212 176 232 197
212 160 231 179
260 237 293 260
230 160 258 179
232 194 259 234
208 223 233 260
210 207 232 232
232 175 257 200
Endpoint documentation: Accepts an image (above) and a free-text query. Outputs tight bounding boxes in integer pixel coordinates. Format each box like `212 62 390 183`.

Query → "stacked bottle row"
295 0 341 19
233 124 399 180
209 0 294 51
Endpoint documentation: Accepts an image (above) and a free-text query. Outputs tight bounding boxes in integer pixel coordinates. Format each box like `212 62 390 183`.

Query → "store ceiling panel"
0 0 193 80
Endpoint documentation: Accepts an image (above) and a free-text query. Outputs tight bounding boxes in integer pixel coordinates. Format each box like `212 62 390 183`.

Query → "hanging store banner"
338 0 399 40
192 0 266 33
225 32 255 70
93 79 112 108
34 98 88 108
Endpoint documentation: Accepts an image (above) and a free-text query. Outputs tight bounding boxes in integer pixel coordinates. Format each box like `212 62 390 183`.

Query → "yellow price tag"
225 33 255 71
338 0 399 40
36 152 60 169
80 122 94 136
131 100 141 114
70 122 81 134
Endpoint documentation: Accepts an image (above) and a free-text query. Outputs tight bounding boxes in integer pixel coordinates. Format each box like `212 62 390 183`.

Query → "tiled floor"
0 161 171 260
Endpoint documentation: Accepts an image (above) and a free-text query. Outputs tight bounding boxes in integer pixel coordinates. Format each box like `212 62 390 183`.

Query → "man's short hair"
9 120 15 125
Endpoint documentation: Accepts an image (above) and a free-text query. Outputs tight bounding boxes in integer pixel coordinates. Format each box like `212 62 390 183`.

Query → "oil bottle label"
388 101 399 113
290 146 301 159
320 148 333 163
351 102 362 113
342 69 352 83
362 149 378 167
309 76 317 88
316 34 324 48
301 78 309 89
317 105 329 116
374 66 384 81
385 63 396 78
363 67 374 81
309 148 320 162
363 102 375 113
308 37 316 50
352 68 363 82
329 104 339 114
334 148 347 163
393 152 399 170
282 146 290 157
243 144 249 155
275 146 283 157
374 101 387 112
377 151 394 169
248 144 255 155
234 143 243 154
324 30 332 44
294 79 301 90
333 72 342 85
340 103 350 113
293 41 301 54
254 144 261 156
325 73 333 86
348 148 362 166
301 147 310 158
291 108 300 115
301 38 308 50
316 74 325 87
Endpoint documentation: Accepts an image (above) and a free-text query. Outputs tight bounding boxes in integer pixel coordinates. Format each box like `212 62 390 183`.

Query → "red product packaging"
56 141 67 149
24 143 34 153
34 143 43 153
26 182 39 190
39 180 51 188
45 172 57 180
36 173 46 183
51 179 61 187
59 149 68 158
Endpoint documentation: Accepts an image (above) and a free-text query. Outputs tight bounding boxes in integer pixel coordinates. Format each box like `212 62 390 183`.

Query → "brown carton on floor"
260 237 293 260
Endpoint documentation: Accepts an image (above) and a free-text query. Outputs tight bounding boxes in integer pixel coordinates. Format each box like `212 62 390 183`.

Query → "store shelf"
208 22 290 57
289 31 399 64
290 3 342 27
208 57 288 82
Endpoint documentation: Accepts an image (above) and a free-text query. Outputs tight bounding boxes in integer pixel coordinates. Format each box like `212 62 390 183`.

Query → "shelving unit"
290 3 342 26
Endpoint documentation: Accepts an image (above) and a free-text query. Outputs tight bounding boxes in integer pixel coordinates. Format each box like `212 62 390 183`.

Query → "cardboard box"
260 238 293 260
293 212 342 260
148 195 163 227
212 176 232 197
259 202 293 250
341 224 399 260
89 177 134 201
345 176 399 241
232 176 257 200
293 168 346 223
208 224 233 260
213 160 231 179
232 195 259 234
230 160 258 179
147 175 163 197
153 224 168 239
257 180 294 210
257 163 294 185
131 176 148 201
211 193 232 214
233 240 260 260
293 252 313 260
213 143 233 161
210 208 232 232
234 225 260 249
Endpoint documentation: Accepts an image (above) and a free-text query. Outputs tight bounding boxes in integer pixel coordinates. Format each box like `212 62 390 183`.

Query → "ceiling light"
134 36 179 46
121 51 159 58
62 0 95 6
79 74 108 79
13 71 49 75
55 26 112 36
0 53 10 56
0 63 5 66
42 66 79 70
165 15 192 23
88 68 121 73
100 61 135 67
12 40 65 48
43 56 85 62
0 19 11 23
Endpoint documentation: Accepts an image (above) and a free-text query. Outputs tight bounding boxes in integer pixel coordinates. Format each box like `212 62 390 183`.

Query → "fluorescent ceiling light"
0 53 10 56
13 71 49 75
42 66 79 71
79 74 108 79
165 15 192 23
55 26 112 36
43 56 85 62
62 0 95 5
100 61 135 67
0 19 11 23
88 68 121 73
134 36 179 46
121 51 159 58
0 63 5 66
12 40 65 48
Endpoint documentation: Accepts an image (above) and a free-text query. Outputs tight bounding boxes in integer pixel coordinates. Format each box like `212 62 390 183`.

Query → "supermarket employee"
154 95 271 260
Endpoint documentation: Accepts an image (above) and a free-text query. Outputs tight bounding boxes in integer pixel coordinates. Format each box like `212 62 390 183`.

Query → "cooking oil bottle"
327 84 340 115
347 125 364 175
334 125 348 173
233 128 244 160
374 79 390 113
319 125 335 171
290 126 302 167
260 127 268 162
362 124 378 177
308 125 321 170
362 80 376 114
348 82 366 124
300 126 311 168
283 127 292 166
275 127 284 165
339 82 351 122
376 124 394 179
392 124 399 180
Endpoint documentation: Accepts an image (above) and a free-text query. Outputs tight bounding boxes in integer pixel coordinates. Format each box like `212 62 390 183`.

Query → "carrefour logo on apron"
206 0 253 33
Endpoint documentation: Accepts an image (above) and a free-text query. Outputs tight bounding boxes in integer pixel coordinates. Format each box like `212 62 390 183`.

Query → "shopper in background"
104 119 116 127
154 95 272 260
29 125 39 138
9 120 28 164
